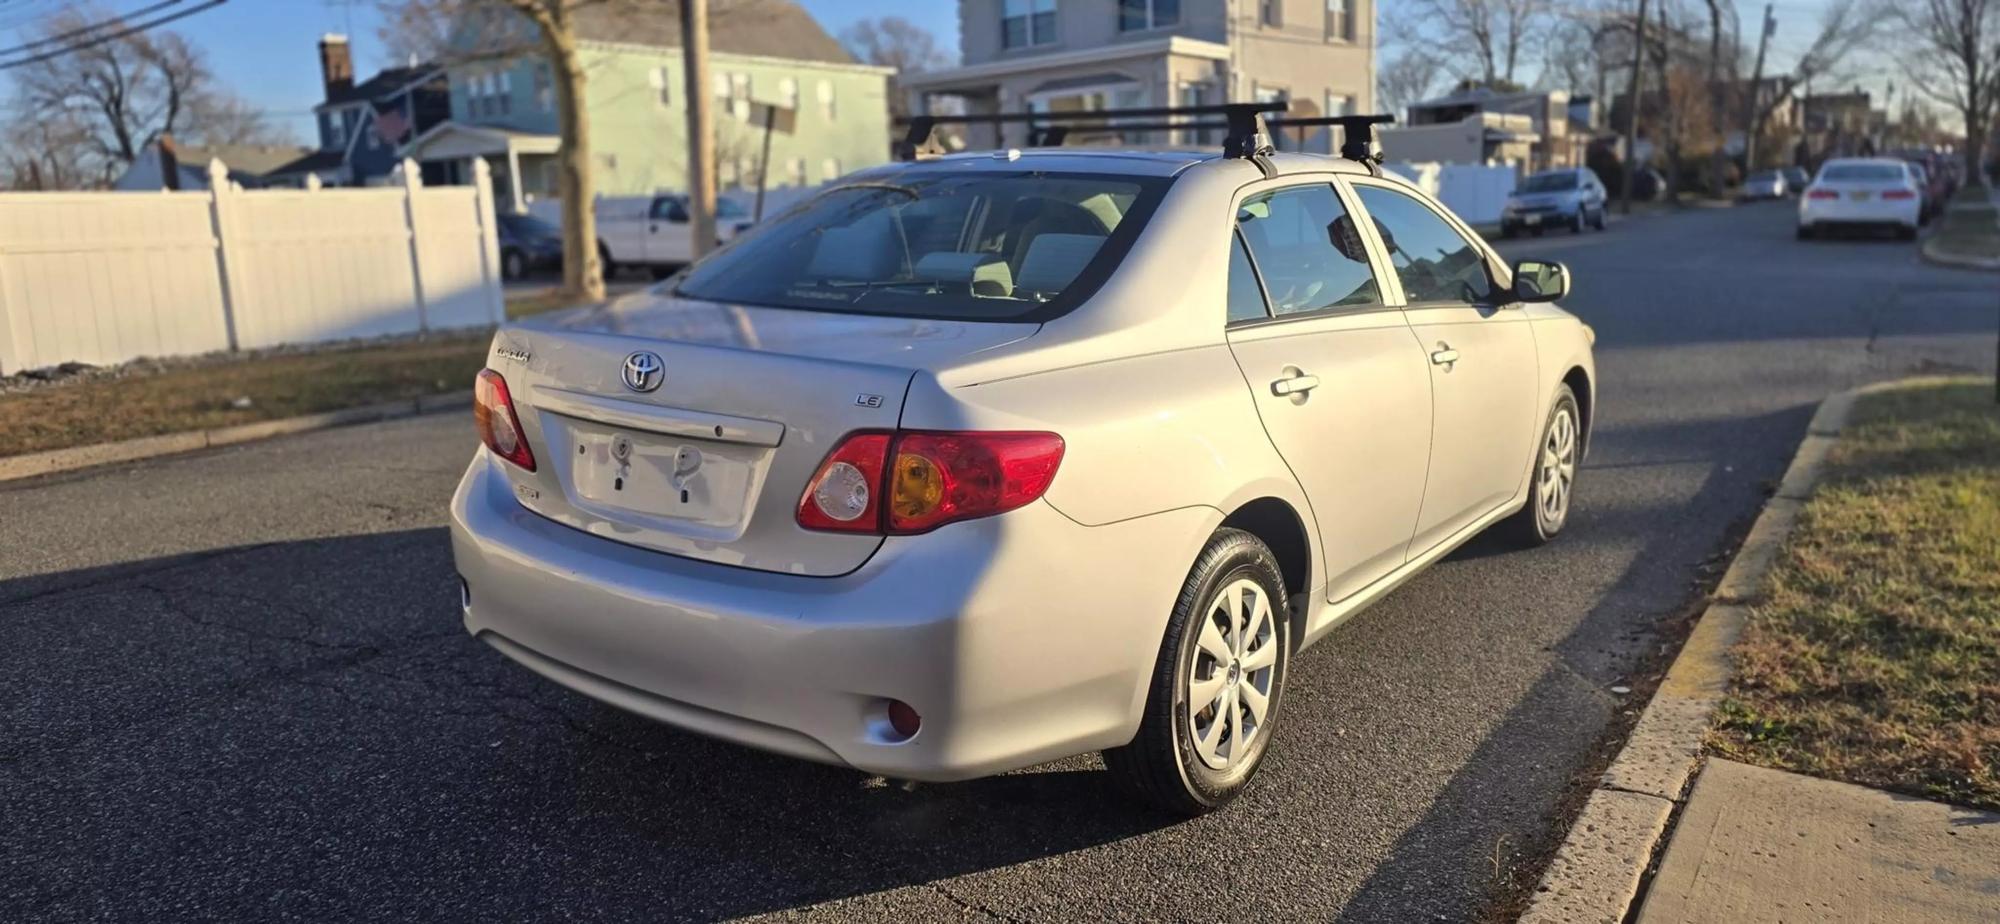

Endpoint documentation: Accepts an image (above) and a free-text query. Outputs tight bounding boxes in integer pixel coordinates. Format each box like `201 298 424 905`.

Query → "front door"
1224 181 1434 603
1347 181 1541 554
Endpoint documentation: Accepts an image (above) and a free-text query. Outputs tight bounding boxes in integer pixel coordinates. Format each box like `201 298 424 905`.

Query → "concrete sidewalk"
1636 760 2000 923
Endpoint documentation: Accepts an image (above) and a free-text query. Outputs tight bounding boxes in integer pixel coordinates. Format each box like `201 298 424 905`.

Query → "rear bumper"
449 449 1214 781
1799 199 1920 228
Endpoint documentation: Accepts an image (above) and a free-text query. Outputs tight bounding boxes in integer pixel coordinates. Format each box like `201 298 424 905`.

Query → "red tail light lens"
1882 189 1916 200
474 369 536 471
1806 189 1838 199
797 430 1064 534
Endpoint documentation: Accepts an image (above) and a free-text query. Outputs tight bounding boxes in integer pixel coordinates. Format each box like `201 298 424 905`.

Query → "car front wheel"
501 248 527 281
1505 385 1580 546
1104 528 1290 815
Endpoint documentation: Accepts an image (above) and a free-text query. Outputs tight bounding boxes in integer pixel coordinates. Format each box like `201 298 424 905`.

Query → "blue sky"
0 0 959 142
0 0 1891 144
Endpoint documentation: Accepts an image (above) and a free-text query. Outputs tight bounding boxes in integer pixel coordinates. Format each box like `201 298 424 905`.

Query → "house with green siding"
403 1 893 213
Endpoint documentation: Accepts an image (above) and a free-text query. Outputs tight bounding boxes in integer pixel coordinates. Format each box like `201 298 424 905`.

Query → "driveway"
4 201 1994 921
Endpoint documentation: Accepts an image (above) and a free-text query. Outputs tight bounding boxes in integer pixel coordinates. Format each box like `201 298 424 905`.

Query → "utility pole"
1743 5 1774 171
1619 0 1651 214
680 0 717 261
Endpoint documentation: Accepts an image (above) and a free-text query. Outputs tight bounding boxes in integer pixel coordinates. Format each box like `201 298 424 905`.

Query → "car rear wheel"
501 248 527 281
1592 207 1607 231
598 242 616 279
1796 225 1814 241
1504 385 1580 547
1104 528 1290 816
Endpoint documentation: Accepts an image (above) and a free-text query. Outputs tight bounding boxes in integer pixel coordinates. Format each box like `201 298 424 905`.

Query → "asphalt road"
4 201 1994 922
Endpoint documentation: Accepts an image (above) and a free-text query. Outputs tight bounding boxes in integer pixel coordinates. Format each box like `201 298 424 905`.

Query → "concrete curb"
0 391 472 484
1516 378 1944 924
1919 236 2000 271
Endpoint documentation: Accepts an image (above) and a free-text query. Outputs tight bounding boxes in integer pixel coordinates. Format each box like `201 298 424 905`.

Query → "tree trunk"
547 30 605 302
1705 0 1729 198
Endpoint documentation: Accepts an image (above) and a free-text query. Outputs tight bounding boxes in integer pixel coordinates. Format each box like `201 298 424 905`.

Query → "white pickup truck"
588 194 756 278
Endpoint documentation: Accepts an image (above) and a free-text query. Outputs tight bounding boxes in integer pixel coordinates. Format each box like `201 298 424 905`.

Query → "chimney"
318 33 353 99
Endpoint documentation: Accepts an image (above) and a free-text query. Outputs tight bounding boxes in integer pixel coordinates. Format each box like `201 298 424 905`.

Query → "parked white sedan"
1798 158 1923 240
452 124 1596 813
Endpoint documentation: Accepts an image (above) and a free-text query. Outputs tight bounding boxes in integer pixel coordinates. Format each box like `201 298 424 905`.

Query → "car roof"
1822 157 1909 167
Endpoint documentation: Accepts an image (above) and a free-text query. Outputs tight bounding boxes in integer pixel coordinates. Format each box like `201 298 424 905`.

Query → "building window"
469 69 511 118
820 157 841 182
1324 0 1349 39
1326 92 1352 117
779 77 799 112
1002 0 1057 48
1260 0 1281 27
649 66 671 108
719 157 739 188
323 112 344 149
817 79 836 121
535 64 554 111
788 157 807 186
1119 0 1179 31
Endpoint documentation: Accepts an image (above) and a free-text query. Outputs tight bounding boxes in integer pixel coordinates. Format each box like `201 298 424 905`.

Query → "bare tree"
1409 0 1553 87
1 113 104 190
1887 0 2000 187
1743 0 1874 164
1378 49 1447 119
840 16 949 120
5 4 268 183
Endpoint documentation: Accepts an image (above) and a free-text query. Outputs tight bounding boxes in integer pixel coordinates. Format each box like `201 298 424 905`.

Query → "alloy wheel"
1185 578 1279 771
1539 406 1578 525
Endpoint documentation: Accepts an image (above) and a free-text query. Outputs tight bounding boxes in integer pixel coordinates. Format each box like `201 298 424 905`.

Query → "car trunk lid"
488 294 1037 576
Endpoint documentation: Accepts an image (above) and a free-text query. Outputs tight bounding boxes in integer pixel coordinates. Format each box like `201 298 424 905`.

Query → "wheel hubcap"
1538 407 1577 524
1186 578 1278 772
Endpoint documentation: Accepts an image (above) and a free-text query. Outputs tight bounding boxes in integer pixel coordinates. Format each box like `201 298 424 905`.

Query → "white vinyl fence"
0 157 504 375
1386 162 1520 227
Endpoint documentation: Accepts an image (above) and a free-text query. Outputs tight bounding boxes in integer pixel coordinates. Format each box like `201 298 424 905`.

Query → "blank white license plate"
1848 191 1870 201
1523 214 1541 225
564 421 755 528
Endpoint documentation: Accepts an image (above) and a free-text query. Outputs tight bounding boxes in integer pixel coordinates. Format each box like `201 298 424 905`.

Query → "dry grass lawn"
0 335 490 457
1712 381 2000 811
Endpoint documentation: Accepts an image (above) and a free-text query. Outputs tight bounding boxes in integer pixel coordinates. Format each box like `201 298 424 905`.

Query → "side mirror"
1512 259 1570 302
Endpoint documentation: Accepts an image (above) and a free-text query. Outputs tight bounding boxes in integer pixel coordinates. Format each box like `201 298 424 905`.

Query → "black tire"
1104 528 1291 816
598 242 616 279
1593 207 1608 231
1503 385 1581 547
1897 225 1919 241
1796 225 1814 241
1500 224 1518 239
1570 212 1586 234
501 248 527 281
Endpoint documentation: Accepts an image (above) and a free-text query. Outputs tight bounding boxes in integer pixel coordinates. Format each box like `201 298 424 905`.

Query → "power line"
0 0 226 71
1 0 186 58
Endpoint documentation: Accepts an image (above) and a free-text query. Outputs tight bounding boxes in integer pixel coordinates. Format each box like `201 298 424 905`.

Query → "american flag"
373 104 410 145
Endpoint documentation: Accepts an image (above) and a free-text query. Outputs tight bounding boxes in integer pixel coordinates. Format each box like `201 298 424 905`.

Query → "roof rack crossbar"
891 102 1288 168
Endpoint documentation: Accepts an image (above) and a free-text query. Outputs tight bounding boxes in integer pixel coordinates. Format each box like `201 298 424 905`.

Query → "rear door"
1223 180 1435 603
1345 179 1541 554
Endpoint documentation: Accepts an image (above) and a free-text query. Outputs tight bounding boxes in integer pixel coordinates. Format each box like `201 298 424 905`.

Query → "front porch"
401 122 561 213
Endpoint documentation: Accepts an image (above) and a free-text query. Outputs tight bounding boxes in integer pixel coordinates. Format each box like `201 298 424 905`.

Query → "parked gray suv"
1501 167 1609 237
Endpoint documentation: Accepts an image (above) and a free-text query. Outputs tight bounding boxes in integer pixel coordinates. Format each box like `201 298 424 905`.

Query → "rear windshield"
673 172 1169 322
1819 164 1905 183
1747 171 1778 182
1519 172 1577 192
499 213 558 237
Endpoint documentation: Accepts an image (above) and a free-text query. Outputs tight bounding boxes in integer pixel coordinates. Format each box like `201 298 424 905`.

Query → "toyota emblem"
621 351 664 393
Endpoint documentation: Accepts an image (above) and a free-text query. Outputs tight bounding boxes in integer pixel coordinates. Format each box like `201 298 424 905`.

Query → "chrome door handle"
1430 346 1460 366
1271 373 1320 396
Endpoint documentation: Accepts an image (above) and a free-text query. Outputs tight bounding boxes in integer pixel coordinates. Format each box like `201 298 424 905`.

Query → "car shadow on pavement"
1 528 1174 921
1325 403 1817 921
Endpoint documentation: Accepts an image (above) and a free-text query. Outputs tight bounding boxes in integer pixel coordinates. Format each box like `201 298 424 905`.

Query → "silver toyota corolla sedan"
451 134 1596 814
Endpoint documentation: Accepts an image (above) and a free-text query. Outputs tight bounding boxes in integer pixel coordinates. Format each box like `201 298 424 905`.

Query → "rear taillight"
797 430 1065 535
1882 189 1916 200
474 369 536 471
1807 189 1838 200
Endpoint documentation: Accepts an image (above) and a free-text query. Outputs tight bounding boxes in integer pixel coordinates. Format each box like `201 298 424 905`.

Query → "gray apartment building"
903 0 1375 150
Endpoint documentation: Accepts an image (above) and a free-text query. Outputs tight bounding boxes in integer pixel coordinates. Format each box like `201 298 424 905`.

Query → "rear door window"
1226 231 1270 323
1234 183 1383 317
1353 185 1494 306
